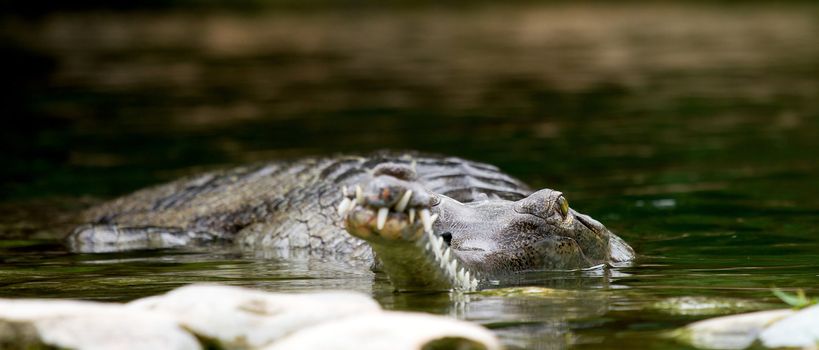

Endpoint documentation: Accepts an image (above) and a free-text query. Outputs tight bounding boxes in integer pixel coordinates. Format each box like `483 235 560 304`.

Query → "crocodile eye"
557 196 569 217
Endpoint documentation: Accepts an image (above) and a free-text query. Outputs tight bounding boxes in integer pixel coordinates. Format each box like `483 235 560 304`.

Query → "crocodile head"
339 163 635 292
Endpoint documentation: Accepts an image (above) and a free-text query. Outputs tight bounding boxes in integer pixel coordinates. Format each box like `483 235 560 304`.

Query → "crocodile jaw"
339 187 479 292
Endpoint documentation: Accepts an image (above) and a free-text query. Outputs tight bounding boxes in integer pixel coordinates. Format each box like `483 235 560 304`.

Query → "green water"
1 3 819 349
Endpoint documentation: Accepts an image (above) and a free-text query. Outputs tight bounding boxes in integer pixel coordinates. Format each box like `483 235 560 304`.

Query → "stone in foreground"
0 299 200 350
0 284 502 350
758 304 819 348
128 284 382 349
264 312 500 350
679 309 793 349
678 305 819 350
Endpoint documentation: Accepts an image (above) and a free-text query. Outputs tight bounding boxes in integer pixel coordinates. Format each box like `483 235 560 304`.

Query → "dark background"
1 1 818 237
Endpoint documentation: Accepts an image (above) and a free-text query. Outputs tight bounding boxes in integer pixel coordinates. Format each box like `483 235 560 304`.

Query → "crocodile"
67 153 635 291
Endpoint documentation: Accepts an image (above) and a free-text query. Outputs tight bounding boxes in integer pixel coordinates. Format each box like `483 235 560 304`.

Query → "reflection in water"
2 3 819 350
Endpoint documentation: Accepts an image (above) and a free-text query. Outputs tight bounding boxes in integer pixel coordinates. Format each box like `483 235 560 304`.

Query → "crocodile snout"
338 175 439 244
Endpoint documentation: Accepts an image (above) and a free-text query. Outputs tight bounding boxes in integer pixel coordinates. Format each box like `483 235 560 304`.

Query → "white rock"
0 299 201 350
127 284 382 349
759 304 819 348
263 311 502 350
682 309 794 349
1 284 502 350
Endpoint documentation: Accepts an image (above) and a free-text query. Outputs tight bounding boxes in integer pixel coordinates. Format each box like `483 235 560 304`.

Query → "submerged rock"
678 304 819 350
0 284 501 350
678 309 794 350
650 296 772 316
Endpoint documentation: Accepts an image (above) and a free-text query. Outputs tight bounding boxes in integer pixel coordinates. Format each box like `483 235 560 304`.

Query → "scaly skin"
67 153 634 291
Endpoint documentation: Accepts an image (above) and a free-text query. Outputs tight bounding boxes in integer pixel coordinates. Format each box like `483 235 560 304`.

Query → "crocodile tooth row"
338 186 478 290
340 188 420 217
339 187 436 233
422 228 479 291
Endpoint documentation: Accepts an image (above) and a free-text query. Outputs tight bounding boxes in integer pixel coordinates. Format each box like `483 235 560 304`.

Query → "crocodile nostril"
379 188 391 200
575 213 604 233
441 232 452 246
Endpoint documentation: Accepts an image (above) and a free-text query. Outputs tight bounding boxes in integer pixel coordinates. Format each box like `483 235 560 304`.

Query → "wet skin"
342 162 634 290
68 154 634 291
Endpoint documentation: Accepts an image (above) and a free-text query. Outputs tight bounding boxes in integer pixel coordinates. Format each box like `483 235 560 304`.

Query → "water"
1 3 819 349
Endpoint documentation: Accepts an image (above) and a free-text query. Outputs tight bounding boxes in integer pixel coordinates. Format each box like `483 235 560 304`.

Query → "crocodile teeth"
355 185 364 204
429 213 438 225
420 209 433 233
341 185 348 197
337 197 353 216
430 232 442 257
394 190 412 212
408 208 416 224
439 248 448 270
376 207 389 230
436 236 446 270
